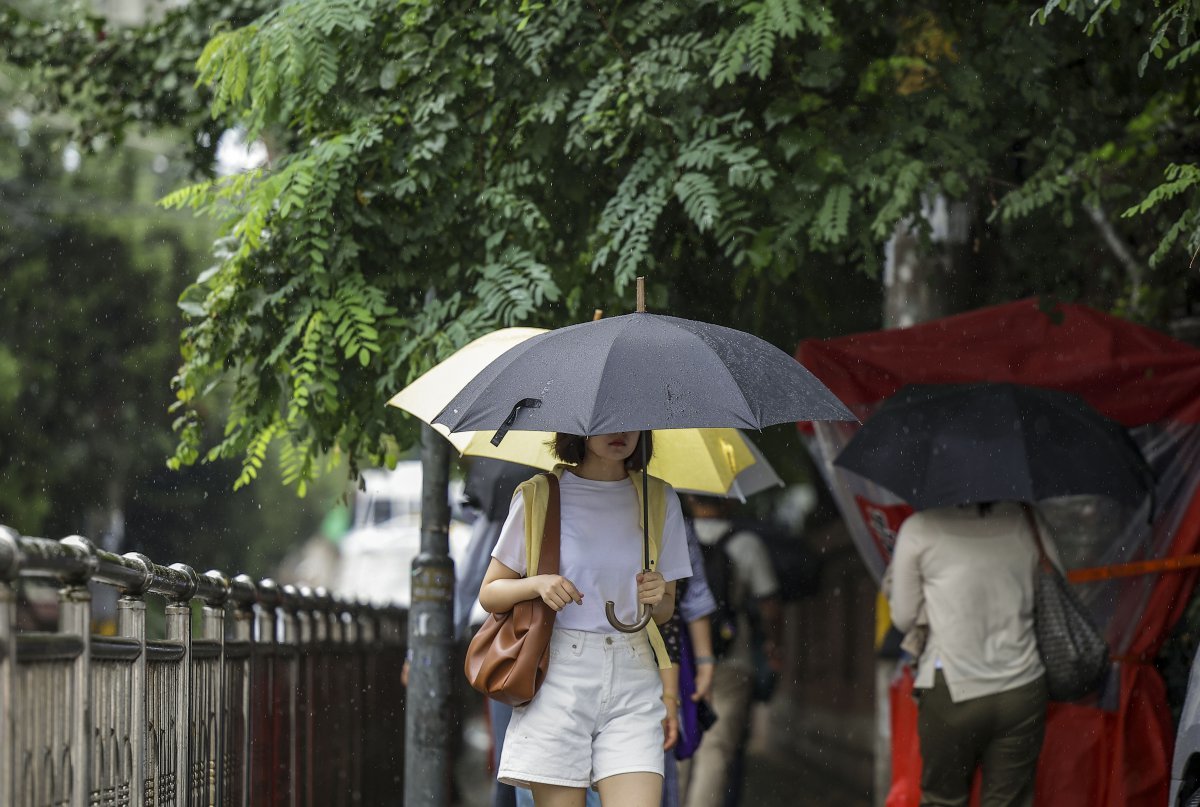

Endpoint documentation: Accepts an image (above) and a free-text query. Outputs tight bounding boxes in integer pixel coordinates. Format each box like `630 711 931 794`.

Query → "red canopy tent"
796 298 1200 806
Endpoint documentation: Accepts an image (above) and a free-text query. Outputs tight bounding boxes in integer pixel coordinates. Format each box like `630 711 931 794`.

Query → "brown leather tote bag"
464 472 560 706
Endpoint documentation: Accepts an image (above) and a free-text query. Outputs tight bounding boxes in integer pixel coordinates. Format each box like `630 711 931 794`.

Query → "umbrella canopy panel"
447 426 778 501
834 383 1155 511
434 313 855 436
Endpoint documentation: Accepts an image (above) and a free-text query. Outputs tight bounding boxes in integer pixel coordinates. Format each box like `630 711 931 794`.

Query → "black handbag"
1023 505 1110 702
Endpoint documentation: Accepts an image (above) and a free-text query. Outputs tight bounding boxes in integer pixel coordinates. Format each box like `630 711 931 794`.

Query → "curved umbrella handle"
605 600 654 633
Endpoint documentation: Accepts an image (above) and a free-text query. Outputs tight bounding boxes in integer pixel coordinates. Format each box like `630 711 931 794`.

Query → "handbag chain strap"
1020 502 1054 573
534 472 561 576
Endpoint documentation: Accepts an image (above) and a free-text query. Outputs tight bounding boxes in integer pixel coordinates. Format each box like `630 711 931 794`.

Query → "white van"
333 462 472 607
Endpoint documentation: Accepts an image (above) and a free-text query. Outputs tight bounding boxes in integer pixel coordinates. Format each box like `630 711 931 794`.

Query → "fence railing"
0 526 407 807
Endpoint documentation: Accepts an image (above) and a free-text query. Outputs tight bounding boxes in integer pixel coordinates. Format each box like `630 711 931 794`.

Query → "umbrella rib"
661 317 760 428
1012 386 1036 503
586 319 635 434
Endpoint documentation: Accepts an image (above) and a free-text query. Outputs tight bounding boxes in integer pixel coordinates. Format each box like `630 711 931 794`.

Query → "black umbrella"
433 297 855 631
464 457 542 523
834 382 1154 511
434 312 855 440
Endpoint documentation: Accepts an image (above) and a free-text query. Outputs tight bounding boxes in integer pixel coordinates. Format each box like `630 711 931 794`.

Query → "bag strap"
534 472 560 576
1021 502 1054 573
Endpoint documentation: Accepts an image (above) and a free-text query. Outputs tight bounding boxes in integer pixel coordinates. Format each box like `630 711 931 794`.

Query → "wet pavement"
452 710 871 807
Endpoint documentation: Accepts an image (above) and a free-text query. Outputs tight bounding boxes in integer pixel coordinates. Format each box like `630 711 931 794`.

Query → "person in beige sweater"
888 501 1062 807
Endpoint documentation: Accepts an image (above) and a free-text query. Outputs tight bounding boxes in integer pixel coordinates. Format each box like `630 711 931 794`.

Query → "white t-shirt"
491 471 692 633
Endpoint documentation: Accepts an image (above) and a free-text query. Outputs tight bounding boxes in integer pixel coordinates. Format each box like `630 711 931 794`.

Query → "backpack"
699 528 741 659
728 517 823 602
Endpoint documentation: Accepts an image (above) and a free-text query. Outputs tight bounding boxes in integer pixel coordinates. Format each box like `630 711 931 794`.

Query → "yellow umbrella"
387 328 768 497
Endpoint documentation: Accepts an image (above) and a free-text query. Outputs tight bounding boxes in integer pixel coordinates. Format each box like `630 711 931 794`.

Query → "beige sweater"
888 502 1061 703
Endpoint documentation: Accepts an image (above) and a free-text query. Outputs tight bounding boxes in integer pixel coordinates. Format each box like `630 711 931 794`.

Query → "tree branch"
1085 202 1145 310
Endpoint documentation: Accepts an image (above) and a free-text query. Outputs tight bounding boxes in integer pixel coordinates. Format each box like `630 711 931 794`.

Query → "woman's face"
585 432 640 464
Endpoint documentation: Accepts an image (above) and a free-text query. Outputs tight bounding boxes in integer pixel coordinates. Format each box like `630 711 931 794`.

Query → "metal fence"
0 526 408 807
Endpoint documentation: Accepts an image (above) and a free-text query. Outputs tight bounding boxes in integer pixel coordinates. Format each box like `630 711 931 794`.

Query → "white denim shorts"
498 627 666 789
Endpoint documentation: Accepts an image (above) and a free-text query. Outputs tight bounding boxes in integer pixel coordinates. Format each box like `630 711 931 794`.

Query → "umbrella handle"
605 600 654 633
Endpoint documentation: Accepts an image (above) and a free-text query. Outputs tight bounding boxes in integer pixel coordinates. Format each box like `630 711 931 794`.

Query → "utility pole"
874 194 972 806
404 424 455 806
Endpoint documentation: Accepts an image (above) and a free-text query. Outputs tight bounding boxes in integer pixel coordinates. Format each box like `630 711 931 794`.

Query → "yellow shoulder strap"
628 470 674 669
628 470 669 568
517 467 567 576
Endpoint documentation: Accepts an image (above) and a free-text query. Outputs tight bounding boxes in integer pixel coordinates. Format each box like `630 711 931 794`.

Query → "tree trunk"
874 195 972 807
883 195 972 329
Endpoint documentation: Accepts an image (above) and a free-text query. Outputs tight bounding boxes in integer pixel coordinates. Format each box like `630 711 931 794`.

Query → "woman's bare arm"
687 615 715 701
479 557 583 614
649 579 676 624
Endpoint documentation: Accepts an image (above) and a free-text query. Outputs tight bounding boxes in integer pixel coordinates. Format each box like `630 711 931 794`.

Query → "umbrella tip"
593 308 604 321
636 276 646 313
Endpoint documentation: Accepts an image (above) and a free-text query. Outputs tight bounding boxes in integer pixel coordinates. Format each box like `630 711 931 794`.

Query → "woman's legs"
978 677 1048 807
530 784 587 807
918 673 1049 807
916 672 988 807
596 772 664 807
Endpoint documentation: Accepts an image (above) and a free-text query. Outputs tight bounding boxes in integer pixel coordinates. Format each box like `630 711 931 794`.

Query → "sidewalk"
453 708 872 806
740 748 871 806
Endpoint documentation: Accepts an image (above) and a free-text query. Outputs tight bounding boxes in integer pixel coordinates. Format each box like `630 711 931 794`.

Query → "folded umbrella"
671 432 783 502
833 382 1154 511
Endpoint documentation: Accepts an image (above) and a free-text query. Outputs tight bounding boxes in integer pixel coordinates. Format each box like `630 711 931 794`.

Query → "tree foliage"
0 66 345 575
7 0 1199 491
1030 0 1200 283
0 0 269 169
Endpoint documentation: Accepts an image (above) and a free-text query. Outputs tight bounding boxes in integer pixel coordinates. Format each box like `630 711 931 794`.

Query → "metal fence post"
59 536 96 807
166 563 198 807
252 578 282 806
117 552 152 807
0 527 17 807
278 584 300 807
228 573 257 807
290 585 313 807
197 569 230 806
278 583 302 806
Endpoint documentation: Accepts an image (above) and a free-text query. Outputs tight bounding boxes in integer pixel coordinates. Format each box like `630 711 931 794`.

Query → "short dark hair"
551 431 654 471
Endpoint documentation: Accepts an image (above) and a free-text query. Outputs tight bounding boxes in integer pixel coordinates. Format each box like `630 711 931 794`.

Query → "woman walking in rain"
479 430 693 807
888 502 1062 807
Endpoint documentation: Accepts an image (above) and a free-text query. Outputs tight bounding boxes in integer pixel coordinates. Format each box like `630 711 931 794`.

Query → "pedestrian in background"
888 502 1062 807
678 495 783 807
659 518 719 806
459 458 543 807
479 431 692 807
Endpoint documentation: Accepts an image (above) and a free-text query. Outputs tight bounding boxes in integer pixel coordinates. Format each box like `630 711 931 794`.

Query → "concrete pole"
404 424 455 806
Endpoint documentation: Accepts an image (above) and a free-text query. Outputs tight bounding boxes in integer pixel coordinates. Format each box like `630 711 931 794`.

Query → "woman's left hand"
661 695 679 750
637 570 666 606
